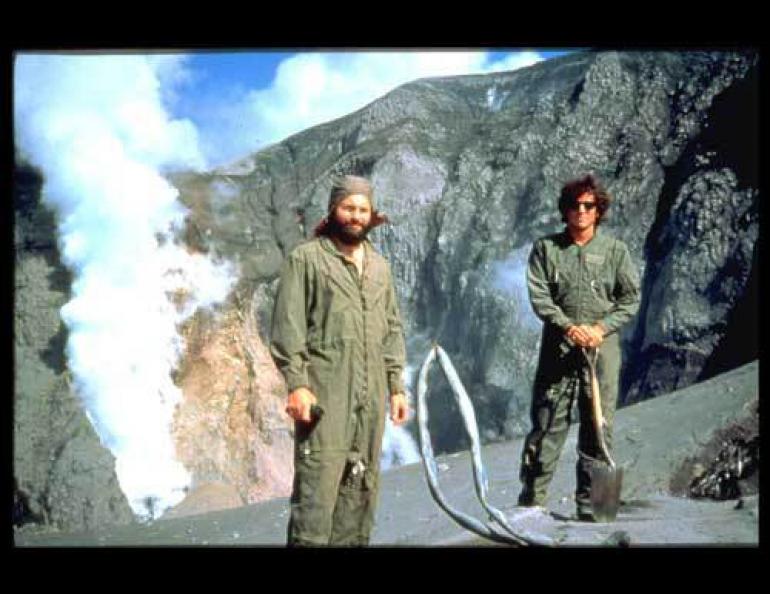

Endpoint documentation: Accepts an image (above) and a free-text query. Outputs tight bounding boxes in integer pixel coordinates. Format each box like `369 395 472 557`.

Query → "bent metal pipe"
416 344 555 547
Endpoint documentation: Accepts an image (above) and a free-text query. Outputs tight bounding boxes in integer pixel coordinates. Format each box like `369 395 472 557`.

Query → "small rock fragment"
603 530 632 547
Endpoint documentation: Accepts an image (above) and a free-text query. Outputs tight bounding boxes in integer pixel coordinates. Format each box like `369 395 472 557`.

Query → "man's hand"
286 387 318 423
566 325 592 347
566 323 606 348
585 323 606 347
390 393 409 426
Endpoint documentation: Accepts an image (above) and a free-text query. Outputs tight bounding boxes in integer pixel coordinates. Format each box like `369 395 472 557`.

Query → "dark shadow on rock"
15 163 74 375
689 58 758 381
15 164 71 280
567 77 585 111
45 258 73 295
40 322 69 375
698 243 758 380
13 478 43 527
623 344 709 407
13 164 44 219
622 56 759 406
697 59 758 188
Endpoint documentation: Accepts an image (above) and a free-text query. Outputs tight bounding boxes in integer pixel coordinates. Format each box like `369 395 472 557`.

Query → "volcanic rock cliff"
172 50 758 451
13 49 759 532
14 165 134 530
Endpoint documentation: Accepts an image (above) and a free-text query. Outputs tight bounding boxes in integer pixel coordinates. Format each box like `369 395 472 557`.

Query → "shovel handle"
590 366 604 428
582 348 615 469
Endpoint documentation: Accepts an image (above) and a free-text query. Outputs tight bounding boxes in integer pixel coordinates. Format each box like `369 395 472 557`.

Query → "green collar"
561 226 604 247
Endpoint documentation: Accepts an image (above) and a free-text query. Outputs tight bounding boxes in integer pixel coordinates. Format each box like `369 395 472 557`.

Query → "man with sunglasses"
516 174 640 521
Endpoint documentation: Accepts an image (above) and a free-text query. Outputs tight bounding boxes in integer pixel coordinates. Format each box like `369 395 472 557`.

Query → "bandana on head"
328 175 373 212
314 175 389 237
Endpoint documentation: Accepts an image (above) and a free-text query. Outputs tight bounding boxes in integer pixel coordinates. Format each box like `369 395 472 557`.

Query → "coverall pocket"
340 459 368 492
294 447 323 480
587 260 614 298
551 266 574 300
368 279 387 305
329 310 359 341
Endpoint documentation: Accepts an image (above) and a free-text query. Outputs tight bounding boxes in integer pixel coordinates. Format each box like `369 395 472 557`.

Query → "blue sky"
160 49 578 168
15 49 579 170
178 49 572 100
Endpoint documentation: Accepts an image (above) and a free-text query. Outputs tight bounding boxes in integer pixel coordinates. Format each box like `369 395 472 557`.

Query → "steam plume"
14 53 236 519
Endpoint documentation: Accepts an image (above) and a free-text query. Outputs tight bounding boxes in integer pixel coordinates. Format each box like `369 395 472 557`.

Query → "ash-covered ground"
14 361 758 547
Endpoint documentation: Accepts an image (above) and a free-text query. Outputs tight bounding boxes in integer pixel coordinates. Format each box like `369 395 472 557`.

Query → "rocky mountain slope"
172 49 758 450
13 49 758 533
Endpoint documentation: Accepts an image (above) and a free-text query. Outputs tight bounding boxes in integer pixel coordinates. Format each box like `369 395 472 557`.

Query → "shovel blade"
590 464 623 523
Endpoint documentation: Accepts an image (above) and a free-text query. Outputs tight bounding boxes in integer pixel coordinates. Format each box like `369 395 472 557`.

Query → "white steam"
380 365 421 471
491 245 541 330
380 421 422 471
14 53 237 519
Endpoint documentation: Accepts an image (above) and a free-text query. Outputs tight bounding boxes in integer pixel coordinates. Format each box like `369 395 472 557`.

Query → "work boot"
575 505 596 522
517 487 539 507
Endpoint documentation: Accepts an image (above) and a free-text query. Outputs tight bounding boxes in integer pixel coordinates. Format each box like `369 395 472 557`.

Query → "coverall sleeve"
599 241 641 335
382 265 407 395
526 240 573 330
270 252 310 392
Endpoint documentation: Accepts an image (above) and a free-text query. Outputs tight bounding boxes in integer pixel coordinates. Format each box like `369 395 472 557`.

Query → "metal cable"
417 344 555 547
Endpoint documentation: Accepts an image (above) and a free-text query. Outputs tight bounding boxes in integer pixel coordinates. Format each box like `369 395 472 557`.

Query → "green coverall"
270 236 406 545
518 229 640 517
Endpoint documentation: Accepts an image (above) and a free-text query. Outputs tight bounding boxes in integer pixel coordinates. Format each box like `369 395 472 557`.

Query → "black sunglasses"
568 201 597 211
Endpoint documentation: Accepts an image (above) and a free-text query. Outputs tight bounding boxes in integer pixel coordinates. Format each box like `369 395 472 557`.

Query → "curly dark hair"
558 174 611 225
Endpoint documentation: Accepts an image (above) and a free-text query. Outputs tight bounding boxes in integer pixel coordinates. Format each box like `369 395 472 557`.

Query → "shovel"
582 347 623 523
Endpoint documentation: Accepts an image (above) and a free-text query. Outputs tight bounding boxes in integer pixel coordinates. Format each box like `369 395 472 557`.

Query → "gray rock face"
622 56 759 402
175 50 757 452
14 165 134 532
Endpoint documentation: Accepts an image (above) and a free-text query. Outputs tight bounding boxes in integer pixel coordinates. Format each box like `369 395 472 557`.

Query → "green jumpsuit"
270 236 406 545
518 229 640 517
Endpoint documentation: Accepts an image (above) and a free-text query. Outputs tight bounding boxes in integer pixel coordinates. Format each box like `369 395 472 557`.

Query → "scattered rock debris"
689 436 759 500
671 399 759 501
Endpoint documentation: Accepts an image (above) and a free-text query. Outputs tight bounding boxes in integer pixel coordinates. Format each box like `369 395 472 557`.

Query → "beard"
326 215 372 245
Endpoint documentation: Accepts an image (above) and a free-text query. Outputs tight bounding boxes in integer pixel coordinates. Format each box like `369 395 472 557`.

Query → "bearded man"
270 175 408 546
